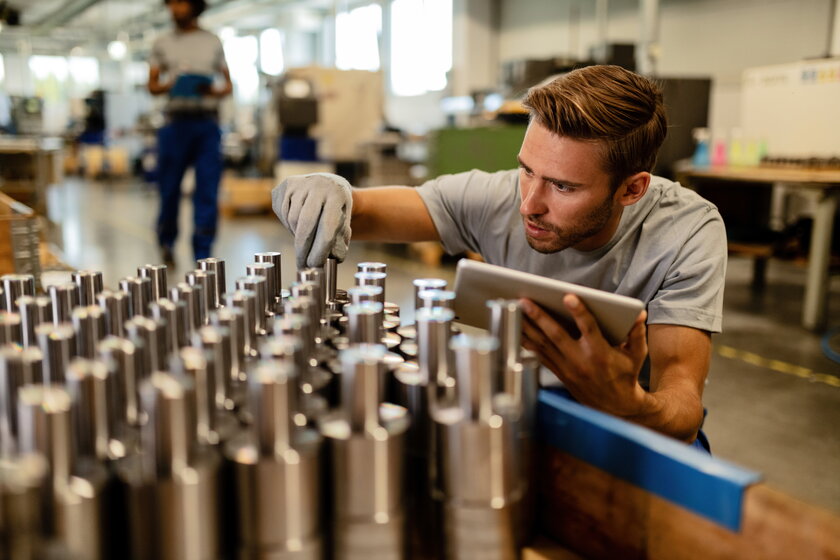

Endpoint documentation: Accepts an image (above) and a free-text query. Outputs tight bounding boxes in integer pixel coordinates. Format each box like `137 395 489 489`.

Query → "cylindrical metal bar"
0 346 43 454
187 269 217 318
173 347 217 446
226 359 323 559
272 315 313 371
348 286 382 305
139 372 194 479
197 258 227 308
194 325 233 412
71 305 107 359
254 252 282 300
451 334 498 423
97 336 142 428
226 290 258 357
236 276 268 335
284 296 318 347
16 296 40 349
325 257 338 303
298 268 326 309
96 289 131 338
412 278 447 316
17 384 74 485
341 344 385 435
150 298 189 355
487 300 522 394
65 358 115 462
209 307 247 389
170 282 203 334
357 262 386 275
345 302 382 345
0 452 48 560
72 270 104 306
417 307 456 402
0 311 22 346
138 265 168 302
49 282 79 325
354 272 386 305
2 274 36 312
35 323 77 386
119 276 153 319
248 262 278 307
291 281 323 327
418 289 456 310
124 316 167 377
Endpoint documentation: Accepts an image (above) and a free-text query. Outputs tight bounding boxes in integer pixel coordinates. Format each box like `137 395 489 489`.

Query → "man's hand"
520 294 651 417
272 173 353 269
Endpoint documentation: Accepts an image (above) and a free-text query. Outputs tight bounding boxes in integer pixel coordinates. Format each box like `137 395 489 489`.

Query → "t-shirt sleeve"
646 208 727 333
416 169 515 256
213 36 229 72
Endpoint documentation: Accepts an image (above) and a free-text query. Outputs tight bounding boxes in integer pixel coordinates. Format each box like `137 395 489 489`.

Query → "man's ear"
617 172 650 207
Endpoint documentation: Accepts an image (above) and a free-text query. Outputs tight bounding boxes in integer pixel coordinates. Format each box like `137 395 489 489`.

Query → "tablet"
452 259 645 345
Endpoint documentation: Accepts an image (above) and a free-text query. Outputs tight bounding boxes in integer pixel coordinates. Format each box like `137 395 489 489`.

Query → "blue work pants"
156 117 222 260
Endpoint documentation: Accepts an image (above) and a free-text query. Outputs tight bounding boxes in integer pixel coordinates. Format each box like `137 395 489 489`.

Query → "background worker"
272 65 727 451
148 0 233 263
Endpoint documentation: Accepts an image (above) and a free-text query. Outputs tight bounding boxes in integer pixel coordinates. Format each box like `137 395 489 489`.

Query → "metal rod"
71 305 108 360
119 276 153 319
248 262 279 306
254 252 282 300
412 278 447 317
226 289 259 357
417 307 456 401
298 268 326 309
325 257 338 303
418 289 456 310
0 311 22 346
97 336 142 428
173 347 217 446
139 372 193 479
96 289 131 338
345 302 382 345
49 282 79 325
250 360 297 455
170 282 203 334
72 270 104 306
197 258 227 307
35 323 77 386
451 334 498 423
187 269 217 317
138 265 168 302
64 358 114 462
2 274 36 312
236 276 269 335
124 316 167 376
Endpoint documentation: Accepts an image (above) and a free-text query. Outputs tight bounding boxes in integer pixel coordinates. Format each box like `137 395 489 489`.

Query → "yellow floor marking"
715 345 840 388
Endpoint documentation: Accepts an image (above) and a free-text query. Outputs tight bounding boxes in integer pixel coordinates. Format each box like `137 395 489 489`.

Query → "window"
335 3 381 71
260 28 285 76
68 56 100 96
223 35 259 104
390 0 452 96
0 53 4 83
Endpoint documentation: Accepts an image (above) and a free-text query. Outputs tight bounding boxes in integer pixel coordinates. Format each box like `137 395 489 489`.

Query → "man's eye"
520 166 534 176
553 183 573 192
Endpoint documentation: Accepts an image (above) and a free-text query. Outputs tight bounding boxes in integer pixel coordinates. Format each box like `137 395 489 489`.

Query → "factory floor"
45 176 840 515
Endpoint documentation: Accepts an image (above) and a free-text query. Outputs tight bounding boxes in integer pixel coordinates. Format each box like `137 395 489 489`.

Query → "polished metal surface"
35 323 76 386
325 257 339 303
1 274 36 313
0 346 42 453
225 360 323 559
298 268 326 309
321 344 408 560
226 289 259 358
96 289 131 338
151 298 190 354
119 276 153 318
0 452 48 560
354 272 386 305
346 302 382 345
197 258 227 308
72 270 104 306
187 269 217 318
236 276 269 335
0 312 22 346
138 264 168 302
173 347 219 446
16 295 52 348
71 305 108 359
49 282 79 325
248 262 278 309
291 281 322 327
97 335 142 428
194 324 235 413
124 315 167 376
64 358 119 461
418 289 456 311
412 279 447 318
170 281 204 333
209 306 247 387
254 252 282 302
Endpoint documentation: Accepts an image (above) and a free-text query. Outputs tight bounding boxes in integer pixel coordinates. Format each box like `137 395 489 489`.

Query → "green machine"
426 125 527 177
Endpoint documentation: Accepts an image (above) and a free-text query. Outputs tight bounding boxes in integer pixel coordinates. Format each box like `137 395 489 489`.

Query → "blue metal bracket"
537 388 762 532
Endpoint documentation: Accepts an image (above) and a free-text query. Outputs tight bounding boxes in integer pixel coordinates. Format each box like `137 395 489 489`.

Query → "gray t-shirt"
416 169 727 333
149 29 227 114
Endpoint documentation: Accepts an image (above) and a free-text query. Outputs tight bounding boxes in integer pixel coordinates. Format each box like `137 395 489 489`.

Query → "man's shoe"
160 246 175 265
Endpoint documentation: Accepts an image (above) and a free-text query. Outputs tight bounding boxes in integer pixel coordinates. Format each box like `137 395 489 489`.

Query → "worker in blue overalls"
147 0 232 263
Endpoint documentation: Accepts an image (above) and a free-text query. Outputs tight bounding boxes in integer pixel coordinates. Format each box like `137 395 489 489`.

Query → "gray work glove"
271 173 353 269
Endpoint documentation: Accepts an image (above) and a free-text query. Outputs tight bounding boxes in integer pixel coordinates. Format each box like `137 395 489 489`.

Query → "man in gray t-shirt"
271 65 727 447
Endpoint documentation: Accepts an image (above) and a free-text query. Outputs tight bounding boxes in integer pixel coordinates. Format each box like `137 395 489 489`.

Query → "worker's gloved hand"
271 173 353 269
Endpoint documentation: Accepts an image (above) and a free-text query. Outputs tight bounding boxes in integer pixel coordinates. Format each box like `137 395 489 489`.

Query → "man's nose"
520 180 546 216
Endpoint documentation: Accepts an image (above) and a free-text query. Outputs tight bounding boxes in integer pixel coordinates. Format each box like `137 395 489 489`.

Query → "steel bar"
138 265 168 302
72 270 104 306
187 269 217 318
35 323 77 386
197 258 227 308
49 283 79 325
96 290 131 338
71 306 108 359
119 277 153 319
2 274 36 312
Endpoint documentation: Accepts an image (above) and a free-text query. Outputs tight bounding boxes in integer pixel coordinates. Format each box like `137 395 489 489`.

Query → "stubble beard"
523 194 615 254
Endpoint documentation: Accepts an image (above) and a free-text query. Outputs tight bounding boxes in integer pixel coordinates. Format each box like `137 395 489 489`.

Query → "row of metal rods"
0 254 537 560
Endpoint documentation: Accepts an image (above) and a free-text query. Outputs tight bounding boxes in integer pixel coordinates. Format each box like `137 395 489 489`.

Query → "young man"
272 65 727 448
148 0 233 262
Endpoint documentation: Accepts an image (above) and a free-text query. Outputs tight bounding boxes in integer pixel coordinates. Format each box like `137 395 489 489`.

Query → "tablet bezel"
452 259 645 345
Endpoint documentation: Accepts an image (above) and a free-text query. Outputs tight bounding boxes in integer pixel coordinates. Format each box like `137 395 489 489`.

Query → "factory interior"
0 0 839 558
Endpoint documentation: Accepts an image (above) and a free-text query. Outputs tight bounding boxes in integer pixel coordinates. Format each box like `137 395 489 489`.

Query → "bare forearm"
351 187 440 242
626 382 705 442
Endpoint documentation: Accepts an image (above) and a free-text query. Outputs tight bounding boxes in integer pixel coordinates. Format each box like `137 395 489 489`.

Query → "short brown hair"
522 65 667 189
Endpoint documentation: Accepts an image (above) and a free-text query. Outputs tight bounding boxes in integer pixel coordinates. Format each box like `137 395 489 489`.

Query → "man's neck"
175 19 200 32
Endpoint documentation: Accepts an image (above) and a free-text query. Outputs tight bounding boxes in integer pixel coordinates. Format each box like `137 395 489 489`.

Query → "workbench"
0 136 64 215
531 389 840 559
678 164 840 331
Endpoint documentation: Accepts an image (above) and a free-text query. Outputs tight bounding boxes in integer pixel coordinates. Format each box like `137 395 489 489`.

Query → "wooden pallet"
219 175 276 217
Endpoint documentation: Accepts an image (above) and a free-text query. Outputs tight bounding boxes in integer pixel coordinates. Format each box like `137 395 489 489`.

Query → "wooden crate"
220 174 276 216
0 191 41 276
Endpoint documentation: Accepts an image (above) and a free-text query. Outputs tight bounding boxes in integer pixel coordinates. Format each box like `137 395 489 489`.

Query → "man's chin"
525 235 564 254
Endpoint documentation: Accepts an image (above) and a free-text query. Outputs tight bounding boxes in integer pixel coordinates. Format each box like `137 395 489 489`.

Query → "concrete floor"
46 177 840 514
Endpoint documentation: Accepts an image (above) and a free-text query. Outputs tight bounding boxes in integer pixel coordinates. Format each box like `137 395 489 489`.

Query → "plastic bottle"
691 128 711 168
